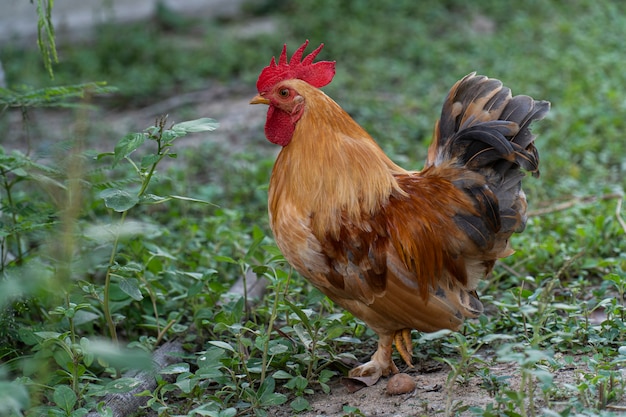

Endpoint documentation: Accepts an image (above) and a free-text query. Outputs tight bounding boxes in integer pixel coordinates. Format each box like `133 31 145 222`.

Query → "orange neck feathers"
268 80 406 238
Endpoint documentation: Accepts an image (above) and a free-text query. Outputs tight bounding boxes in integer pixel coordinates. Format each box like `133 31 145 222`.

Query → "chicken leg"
348 328 414 384
348 334 398 381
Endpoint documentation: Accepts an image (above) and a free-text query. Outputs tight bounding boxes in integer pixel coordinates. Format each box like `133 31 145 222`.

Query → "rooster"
250 41 549 384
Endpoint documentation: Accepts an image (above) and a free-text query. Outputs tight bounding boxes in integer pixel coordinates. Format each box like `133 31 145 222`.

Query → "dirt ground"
270 352 626 417
270 355 563 417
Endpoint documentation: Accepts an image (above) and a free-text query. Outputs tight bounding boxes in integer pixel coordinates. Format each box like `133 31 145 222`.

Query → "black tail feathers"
428 73 550 178
428 73 550 244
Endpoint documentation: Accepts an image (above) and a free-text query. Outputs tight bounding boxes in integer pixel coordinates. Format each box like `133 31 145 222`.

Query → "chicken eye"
279 88 290 97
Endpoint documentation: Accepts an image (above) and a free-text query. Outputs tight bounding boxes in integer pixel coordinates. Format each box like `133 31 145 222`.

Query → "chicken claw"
343 331 414 391
348 335 398 382
394 328 414 367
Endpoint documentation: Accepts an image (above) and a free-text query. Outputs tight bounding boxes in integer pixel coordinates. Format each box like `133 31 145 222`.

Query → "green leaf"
257 377 275 399
101 377 143 394
160 130 179 143
268 343 288 355
208 341 235 352
96 402 113 417
219 409 237 417
197 347 225 368
96 151 115 160
138 194 216 206
293 323 312 348
257 377 288 406
100 188 139 212
140 194 169 204
290 396 310 412
417 329 452 342
272 370 292 379
195 366 223 379
119 278 143 301
47 407 65 417
141 153 161 168
261 392 288 406
113 132 146 166
285 375 308 391
116 262 143 273
175 378 195 394
319 369 335 383
480 334 516 343
172 118 219 134
285 300 312 329
343 405 364 416
86 340 153 372
0 381 30 415
80 338 94 367
33 331 63 341
160 363 190 374
53 385 76 413
168 195 217 206
144 242 176 260
71 408 89 417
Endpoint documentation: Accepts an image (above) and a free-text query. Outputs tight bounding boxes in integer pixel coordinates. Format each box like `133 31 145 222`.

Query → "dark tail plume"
427 72 550 241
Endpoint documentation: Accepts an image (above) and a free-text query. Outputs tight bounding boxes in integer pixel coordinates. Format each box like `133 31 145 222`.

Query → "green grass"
1 0 625 416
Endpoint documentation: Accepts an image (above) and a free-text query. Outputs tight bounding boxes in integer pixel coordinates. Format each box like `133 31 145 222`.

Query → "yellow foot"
348 338 398 386
394 328 414 367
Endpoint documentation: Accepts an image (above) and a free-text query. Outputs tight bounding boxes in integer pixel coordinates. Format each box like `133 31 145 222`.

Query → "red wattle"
265 106 295 146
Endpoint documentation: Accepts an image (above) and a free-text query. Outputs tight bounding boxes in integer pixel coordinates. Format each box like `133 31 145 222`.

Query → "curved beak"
250 94 270 105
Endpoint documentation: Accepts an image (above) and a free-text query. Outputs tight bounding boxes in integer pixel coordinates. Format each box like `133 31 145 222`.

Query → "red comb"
256 40 336 92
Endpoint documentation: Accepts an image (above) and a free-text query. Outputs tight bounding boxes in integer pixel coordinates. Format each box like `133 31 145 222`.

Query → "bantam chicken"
250 41 549 384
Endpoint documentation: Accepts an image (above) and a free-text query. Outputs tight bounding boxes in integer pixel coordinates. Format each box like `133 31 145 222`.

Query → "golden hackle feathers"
268 79 406 240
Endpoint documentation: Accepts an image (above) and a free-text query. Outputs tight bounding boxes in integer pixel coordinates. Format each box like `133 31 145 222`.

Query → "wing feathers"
314 173 486 331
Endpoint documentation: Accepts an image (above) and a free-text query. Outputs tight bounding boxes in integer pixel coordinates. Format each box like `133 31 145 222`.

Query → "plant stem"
102 119 167 347
156 319 176 346
241 264 249 320
260 269 281 384
66 295 81 401
103 210 127 346
519 371 527 417
2 173 23 264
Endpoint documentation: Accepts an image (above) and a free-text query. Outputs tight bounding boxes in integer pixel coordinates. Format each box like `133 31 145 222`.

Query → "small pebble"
386 373 416 395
